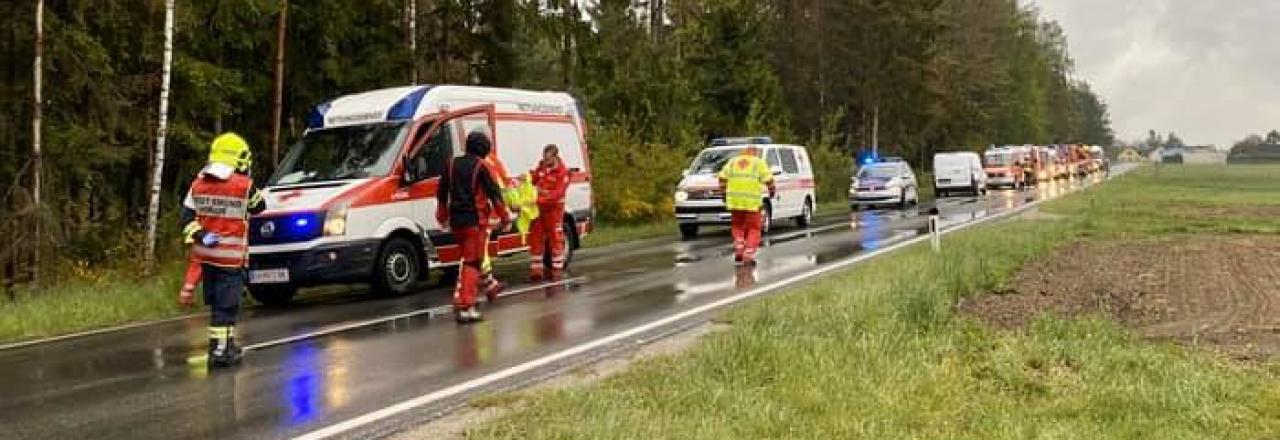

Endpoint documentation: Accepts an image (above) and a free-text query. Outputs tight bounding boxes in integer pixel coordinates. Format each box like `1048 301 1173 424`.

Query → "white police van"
246 85 595 305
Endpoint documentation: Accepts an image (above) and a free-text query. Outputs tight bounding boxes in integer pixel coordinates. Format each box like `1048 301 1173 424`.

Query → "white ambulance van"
673 137 816 240
246 85 594 305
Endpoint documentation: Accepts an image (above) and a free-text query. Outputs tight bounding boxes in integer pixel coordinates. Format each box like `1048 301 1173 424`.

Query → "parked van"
673 137 815 240
933 151 987 197
246 85 594 305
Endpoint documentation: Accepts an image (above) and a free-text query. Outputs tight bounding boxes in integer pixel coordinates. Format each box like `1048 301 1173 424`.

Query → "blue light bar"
306 101 332 130
385 87 430 121
711 136 773 146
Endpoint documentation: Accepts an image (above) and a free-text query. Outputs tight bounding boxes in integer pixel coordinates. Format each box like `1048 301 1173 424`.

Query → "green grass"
469 165 1280 439
583 219 679 249
0 259 192 343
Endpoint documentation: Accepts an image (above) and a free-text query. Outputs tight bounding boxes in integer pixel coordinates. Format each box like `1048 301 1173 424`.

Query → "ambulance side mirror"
401 156 417 186
770 166 784 176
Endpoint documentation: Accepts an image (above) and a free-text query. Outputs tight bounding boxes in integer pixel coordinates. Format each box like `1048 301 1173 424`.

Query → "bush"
588 122 692 223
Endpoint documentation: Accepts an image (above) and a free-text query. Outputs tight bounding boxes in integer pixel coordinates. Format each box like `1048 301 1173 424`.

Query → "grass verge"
468 165 1280 439
583 219 677 249
0 259 192 344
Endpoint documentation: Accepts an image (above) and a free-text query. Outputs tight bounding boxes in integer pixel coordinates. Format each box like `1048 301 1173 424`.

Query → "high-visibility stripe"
208 326 233 339
217 237 248 246
193 246 247 260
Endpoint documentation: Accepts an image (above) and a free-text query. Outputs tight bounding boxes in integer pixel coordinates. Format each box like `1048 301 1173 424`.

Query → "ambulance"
246 85 594 305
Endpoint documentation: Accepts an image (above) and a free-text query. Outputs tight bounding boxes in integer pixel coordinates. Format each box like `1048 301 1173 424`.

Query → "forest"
0 0 1113 289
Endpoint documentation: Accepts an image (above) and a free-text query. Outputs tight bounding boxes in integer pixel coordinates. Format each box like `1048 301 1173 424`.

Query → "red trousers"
529 203 566 272
452 226 486 308
730 210 763 261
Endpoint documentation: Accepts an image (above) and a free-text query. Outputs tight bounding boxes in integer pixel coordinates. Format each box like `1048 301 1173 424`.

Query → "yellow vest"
717 155 773 212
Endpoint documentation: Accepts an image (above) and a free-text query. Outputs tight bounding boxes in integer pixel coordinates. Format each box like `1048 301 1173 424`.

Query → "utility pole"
145 0 176 269
270 0 288 167
31 0 44 285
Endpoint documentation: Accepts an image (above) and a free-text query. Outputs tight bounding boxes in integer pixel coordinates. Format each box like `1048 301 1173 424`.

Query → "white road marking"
294 176 1096 440
0 313 204 351
244 277 585 352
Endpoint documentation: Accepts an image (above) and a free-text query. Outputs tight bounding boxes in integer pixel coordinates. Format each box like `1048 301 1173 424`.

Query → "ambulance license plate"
250 269 290 284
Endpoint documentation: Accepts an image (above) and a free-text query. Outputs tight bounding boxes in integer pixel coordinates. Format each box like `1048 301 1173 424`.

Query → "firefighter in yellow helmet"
717 145 775 265
180 133 267 369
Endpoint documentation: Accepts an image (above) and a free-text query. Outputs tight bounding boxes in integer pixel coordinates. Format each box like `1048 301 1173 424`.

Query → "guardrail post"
928 207 941 254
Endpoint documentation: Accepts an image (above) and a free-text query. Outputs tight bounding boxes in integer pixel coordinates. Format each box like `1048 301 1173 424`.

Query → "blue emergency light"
711 136 773 146
251 212 324 245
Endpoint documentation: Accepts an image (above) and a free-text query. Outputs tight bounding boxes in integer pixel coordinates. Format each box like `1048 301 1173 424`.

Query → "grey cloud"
1034 0 1280 147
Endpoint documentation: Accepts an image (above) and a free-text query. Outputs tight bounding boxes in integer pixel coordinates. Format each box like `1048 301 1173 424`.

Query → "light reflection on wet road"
0 173 1115 440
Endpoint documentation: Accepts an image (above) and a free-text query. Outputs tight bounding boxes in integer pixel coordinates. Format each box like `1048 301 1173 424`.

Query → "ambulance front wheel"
374 236 421 295
249 284 297 307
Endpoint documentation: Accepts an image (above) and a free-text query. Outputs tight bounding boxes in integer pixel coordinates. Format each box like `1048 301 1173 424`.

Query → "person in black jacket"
436 131 511 324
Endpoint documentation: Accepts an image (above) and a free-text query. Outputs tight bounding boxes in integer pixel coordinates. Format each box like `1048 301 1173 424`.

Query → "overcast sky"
1033 0 1280 147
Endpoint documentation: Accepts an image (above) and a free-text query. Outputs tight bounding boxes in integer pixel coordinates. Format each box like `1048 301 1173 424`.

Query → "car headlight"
674 190 689 203
324 203 349 236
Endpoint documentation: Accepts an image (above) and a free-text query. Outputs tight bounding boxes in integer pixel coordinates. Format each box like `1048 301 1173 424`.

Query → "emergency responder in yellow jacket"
717 145 775 265
180 133 267 369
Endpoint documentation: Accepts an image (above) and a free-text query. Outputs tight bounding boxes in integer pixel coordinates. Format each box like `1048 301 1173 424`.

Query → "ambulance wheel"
249 285 297 307
795 198 813 228
679 224 699 240
374 237 420 295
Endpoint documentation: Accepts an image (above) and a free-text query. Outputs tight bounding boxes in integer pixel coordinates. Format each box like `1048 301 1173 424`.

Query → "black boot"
208 326 243 369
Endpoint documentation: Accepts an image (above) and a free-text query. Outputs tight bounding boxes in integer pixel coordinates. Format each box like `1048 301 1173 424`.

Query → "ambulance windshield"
272 122 410 186
984 152 1013 167
688 148 744 175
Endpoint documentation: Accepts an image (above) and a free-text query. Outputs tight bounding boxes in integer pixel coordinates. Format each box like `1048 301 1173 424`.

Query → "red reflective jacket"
531 159 569 206
189 171 254 268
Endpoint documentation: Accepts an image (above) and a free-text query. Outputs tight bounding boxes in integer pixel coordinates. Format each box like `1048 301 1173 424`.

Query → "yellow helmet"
209 133 252 172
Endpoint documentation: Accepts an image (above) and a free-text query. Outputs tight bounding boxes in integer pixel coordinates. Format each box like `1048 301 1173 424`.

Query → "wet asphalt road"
0 173 1116 440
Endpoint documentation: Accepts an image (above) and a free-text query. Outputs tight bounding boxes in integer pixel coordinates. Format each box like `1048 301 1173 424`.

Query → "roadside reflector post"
928 207 941 254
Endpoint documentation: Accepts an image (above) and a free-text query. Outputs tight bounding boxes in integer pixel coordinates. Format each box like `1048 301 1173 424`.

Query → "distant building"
1156 145 1226 164
1228 143 1280 164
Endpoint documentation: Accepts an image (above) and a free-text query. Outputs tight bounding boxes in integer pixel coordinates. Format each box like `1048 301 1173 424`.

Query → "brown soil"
958 236 1280 360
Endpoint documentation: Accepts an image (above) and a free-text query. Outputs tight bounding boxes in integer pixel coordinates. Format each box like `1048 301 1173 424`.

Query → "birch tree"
31 0 43 284
144 0 176 268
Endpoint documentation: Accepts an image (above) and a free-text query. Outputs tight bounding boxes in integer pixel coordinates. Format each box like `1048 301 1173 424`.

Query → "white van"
673 137 816 239
933 151 987 197
246 85 594 305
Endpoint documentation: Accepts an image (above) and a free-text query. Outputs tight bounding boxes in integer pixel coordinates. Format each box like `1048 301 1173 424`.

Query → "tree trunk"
31 0 43 286
145 0 175 269
408 0 417 84
270 0 288 168
871 104 879 158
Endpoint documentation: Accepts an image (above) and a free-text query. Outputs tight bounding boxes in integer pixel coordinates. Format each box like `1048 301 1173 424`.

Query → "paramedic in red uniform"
437 132 511 324
179 133 267 369
527 144 570 282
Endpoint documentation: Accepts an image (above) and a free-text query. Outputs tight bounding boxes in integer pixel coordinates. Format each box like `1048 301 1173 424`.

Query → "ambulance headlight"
674 190 689 203
324 203 349 236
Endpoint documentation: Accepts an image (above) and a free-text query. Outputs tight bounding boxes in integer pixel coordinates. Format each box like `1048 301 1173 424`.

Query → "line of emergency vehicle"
245 85 594 305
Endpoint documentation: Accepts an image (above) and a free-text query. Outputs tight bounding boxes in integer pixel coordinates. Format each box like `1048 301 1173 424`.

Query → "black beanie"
466 131 491 157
